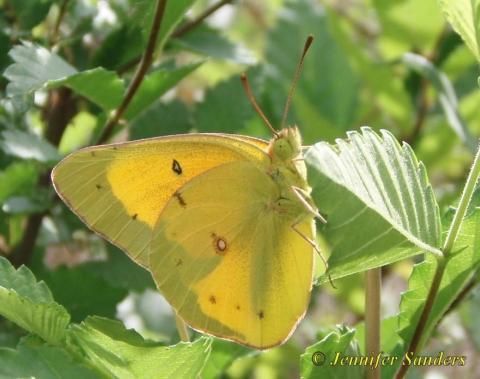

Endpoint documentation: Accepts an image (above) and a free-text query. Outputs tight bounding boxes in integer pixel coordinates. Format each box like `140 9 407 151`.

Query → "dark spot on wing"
258 310 264 319
132 213 138 220
173 191 186 207
211 233 227 255
90 151 96 157
95 184 102 190
176 258 183 267
209 295 216 304
236 305 241 311
172 159 182 175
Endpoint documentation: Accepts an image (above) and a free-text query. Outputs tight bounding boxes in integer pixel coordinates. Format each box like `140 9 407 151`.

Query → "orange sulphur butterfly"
51 37 323 349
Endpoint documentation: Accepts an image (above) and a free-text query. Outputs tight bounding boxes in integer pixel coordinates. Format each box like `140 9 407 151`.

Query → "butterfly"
51 36 325 349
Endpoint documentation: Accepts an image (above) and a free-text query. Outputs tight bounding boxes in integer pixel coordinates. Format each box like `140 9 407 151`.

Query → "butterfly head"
269 126 302 161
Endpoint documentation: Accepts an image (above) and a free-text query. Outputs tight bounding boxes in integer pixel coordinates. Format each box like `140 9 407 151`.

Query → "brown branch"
9 88 77 267
172 0 234 38
403 25 450 145
117 0 235 75
99 0 168 143
51 0 70 44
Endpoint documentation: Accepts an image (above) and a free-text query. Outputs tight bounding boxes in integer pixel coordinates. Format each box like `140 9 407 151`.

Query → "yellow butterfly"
51 37 324 349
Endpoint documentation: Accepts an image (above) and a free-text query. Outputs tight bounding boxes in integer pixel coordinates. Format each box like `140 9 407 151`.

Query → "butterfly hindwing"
150 161 314 348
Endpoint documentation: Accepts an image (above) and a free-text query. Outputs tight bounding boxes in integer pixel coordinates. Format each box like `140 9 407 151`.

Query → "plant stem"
98 0 168 144
395 256 446 379
175 313 190 342
396 140 480 379
51 0 70 44
365 268 381 379
443 141 480 254
172 0 234 38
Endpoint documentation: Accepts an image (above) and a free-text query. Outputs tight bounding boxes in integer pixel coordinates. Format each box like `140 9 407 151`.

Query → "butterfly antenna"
280 35 314 129
240 73 279 137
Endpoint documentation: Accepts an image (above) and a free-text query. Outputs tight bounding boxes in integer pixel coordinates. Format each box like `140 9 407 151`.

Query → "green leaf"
173 24 257 64
0 162 38 203
157 0 198 50
4 41 77 97
134 0 197 51
0 338 100 379
8 0 54 30
82 246 155 294
0 257 70 344
49 68 125 111
4 43 124 111
36 263 127 323
306 128 442 283
0 130 61 164
401 53 476 152
194 73 256 133
372 0 444 58
130 99 193 138
201 339 251 379
300 326 364 379
397 207 480 350
264 0 358 141
2 194 51 215
439 0 480 62
124 62 202 120
69 317 212 379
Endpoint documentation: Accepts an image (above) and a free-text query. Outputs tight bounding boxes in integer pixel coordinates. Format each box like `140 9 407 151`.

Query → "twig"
172 0 234 38
403 25 450 146
117 0 235 75
10 88 77 267
99 0 168 143
365 268 381 379
52 0 70 44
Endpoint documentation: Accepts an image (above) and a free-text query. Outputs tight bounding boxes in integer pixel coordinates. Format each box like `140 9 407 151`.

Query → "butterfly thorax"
266 127 312 217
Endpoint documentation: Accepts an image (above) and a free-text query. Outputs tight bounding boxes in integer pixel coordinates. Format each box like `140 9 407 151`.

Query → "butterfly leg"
291 186 326 223
290 219 336 289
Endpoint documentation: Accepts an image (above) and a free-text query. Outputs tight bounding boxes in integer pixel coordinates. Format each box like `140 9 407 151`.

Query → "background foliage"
0 0 479 378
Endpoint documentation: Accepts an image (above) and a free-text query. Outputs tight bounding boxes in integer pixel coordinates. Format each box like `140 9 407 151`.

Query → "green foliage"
439 0 480 62
1 0 480 377
307 128 441 282
301 327 364 379
0 257 70 345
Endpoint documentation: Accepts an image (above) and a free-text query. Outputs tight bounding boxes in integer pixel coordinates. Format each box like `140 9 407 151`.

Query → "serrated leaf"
439 0 480 62
300 326 364 379
0 338 100 379
69 317 212 379
4 43 124 110
4 41 77 97
306 128 442 283
397 207 480 350
173 24 257 64
0 257 70 344
401 53 476 152
35 257 128 322
0 130 60 164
